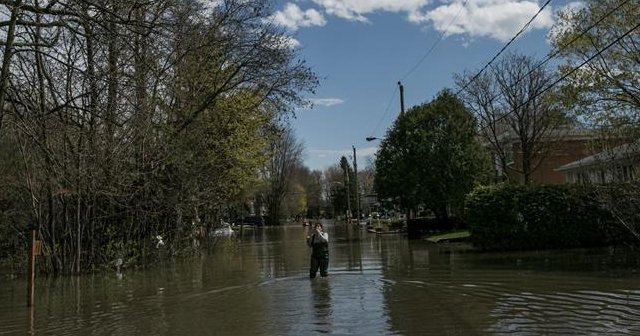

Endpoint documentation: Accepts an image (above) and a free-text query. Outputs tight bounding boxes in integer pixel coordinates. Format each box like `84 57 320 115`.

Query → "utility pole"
345 171 351 222
398 81 413 220
398 81 405 115
352 145 360 225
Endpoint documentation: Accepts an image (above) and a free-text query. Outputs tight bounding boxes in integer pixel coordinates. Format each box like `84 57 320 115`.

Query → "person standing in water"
307 223 329 278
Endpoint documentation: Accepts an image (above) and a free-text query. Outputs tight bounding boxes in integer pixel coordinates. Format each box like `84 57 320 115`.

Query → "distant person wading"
307 223 329 278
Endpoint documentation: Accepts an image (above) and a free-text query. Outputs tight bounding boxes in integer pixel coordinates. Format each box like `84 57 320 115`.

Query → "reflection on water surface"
1 221 640 335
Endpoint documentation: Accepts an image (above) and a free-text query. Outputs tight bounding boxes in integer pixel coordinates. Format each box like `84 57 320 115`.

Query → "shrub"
465 183 629 251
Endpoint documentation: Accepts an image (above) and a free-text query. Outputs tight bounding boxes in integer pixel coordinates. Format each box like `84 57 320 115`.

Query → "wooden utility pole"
345 171 351 223
398 81 405 115
397 81 414 220
353 145 360 225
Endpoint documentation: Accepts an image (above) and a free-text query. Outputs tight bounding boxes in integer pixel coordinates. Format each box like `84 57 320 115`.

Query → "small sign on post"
34 240 42 256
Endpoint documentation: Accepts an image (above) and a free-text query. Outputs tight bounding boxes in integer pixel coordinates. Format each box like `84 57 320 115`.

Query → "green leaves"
550 0 640 127
374 90 491 217
465 183 629 251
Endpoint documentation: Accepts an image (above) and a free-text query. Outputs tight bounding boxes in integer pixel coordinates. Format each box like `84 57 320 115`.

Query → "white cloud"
310 98 345 107
307 0 553 42
312 0 431 22
415 0 554 42
270 3 326 31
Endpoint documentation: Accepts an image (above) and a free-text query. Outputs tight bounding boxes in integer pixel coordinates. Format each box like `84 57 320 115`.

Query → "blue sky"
271 0 577 171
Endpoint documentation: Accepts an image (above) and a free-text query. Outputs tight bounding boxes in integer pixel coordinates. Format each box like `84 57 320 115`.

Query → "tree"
339 156 353 218
374 90 490 221
280 165 323 219
322 164 347 218
0 0 317 273
262 127 304 225
550 0 640 242
549 0 640 129
456 53 567 184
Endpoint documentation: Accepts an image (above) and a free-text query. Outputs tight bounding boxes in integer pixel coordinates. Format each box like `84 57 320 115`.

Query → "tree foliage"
456 53 567 184
549 0 640 128
466 183 630 251
550 0 640 241
261 126 304 225
322 164 348 217
0 0 317 274
374 90 490 220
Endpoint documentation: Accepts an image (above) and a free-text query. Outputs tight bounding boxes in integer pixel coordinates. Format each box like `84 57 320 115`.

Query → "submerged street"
2 220 640 335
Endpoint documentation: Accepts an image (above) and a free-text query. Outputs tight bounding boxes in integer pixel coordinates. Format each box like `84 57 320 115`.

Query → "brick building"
555 141 640 184
491 129 597 185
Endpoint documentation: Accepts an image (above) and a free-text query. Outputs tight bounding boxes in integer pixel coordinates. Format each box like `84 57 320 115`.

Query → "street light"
366 136 379 142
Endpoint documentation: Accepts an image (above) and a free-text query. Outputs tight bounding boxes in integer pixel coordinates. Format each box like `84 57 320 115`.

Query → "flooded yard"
2 220 640 335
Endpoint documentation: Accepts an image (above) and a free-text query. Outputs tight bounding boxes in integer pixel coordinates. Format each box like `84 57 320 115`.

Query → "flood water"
2 220 640 335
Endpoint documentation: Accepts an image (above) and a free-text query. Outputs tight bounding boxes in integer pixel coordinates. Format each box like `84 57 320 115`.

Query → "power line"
479 20 640 133
411 19 640 133
370 86 398 138
455 0 552 95
457 0 633 115
400 0 469 81
368 1 469 140
369 0 548 140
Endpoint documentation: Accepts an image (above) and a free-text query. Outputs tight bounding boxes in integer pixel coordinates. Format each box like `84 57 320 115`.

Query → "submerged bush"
465 183 630 251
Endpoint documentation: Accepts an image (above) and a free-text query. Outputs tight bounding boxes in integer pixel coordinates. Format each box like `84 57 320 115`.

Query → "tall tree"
550 0 640 128
456 53 567 184
550 0 640 242
322 164 348 218
263 127 304 225
375 90 490 221
339 156 353 218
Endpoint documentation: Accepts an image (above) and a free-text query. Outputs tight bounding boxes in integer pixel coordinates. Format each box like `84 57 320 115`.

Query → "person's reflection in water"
310 278 332 333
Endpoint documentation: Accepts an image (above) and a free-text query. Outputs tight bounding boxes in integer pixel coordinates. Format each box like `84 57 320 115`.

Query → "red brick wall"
507 140 595 185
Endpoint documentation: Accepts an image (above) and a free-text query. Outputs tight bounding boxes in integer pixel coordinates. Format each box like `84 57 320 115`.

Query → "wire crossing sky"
272 0 577 171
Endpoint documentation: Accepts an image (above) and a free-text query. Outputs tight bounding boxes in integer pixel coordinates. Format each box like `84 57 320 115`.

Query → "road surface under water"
2 220 640 335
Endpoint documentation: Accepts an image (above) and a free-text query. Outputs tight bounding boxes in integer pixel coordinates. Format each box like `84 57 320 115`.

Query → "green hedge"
465 183 628 251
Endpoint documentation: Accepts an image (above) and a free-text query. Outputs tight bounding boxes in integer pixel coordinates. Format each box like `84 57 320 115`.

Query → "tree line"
0 0 318 274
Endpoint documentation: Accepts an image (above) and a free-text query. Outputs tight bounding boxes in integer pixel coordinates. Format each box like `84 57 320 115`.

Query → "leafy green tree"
339 156 354 217
374 90 491 221
550 0 640 243
262 127 304 225
322 164 348 218
0 0 318 273
550 0 640 128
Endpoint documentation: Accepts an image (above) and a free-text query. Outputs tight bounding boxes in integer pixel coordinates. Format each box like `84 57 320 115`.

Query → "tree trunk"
0 0 21 130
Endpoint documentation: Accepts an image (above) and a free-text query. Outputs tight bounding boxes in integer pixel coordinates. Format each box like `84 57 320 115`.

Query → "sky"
270 0 578 171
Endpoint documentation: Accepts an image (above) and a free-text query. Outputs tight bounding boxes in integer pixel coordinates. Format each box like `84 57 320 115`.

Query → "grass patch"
426 230 470 243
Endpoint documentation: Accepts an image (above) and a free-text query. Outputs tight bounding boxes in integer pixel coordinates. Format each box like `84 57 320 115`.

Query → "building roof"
494 127 595 144
555 141 640 172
